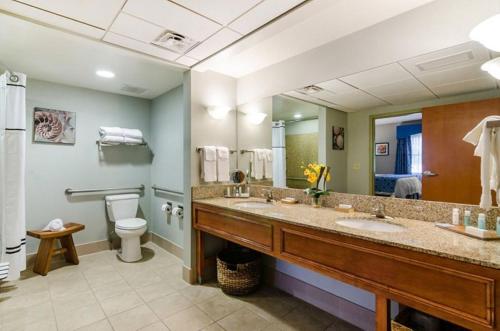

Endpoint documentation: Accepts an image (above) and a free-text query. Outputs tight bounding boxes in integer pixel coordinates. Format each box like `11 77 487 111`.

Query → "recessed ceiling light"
294 113 303 119
470 14 500 52
297 85 323 95
481 57 500 80
96 70 115 78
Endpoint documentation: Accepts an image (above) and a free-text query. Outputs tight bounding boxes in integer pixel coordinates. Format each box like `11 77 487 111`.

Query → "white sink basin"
233 201 272 209
336 218 405 233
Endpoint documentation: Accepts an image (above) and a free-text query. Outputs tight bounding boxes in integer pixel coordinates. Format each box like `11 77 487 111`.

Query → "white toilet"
105 194 147 262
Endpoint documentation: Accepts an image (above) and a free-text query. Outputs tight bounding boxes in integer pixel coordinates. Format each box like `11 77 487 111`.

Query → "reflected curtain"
395 137 412 174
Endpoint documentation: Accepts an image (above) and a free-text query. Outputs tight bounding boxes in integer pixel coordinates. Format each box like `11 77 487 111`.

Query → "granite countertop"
194 197 500 270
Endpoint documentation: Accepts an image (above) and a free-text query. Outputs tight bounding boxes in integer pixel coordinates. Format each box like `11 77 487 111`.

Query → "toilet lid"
115 218 147 230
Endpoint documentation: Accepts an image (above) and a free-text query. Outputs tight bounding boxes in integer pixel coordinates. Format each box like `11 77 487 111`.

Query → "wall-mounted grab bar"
196 147 236 154
65 185 145 195
240 149 255 154
151 185 184 197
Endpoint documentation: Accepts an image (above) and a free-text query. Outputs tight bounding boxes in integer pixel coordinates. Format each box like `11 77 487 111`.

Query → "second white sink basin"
336 218 405 233
233 201 272 209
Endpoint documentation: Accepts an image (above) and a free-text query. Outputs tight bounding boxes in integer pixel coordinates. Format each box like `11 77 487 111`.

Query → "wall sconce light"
470 14 500 51
481 57 500 80
206 106 232 119
246 112 267 125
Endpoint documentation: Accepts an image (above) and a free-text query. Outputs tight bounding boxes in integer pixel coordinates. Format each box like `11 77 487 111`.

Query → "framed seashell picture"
33 107 76 144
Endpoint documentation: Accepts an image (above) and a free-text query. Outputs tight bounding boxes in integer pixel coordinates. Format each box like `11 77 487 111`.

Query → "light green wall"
150 85 184 247
347 89 500 195
26 79 152 254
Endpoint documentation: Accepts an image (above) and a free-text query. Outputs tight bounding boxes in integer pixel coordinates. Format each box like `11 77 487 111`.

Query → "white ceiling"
0 13 184 99
375 113 422 126
286 41 499 111
0 0 306 67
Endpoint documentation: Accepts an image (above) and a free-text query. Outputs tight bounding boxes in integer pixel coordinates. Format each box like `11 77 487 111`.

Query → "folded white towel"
100 135 124 144
122 128 143 140
217 146 230 182
264 149 273 179
124 137 143 145
99 127 143 140
201 146 217 182
0 263 9 280
43 218 66 232
252 149 264 180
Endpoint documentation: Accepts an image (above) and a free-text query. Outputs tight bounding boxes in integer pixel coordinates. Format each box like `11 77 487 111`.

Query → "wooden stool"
27 223 85 276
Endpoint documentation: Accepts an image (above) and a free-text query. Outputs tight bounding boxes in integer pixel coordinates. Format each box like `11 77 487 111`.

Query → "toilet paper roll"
172 206 183 218
161 204 172 214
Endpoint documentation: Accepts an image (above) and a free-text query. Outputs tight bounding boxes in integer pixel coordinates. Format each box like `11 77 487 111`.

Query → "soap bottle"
464 210 471 226
477 213 486 230
452 208 460 225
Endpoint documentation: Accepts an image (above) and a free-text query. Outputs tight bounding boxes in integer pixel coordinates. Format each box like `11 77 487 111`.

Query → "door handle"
423 170 438 177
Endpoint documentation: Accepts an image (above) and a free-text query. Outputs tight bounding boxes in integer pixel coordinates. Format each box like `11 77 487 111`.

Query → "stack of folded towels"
99 127 144 145
0 262 9 281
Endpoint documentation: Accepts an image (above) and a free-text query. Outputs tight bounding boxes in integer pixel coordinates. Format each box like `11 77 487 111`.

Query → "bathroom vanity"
193 198 500 331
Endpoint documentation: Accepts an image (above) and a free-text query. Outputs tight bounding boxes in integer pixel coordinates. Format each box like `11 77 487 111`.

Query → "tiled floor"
0 243 360 331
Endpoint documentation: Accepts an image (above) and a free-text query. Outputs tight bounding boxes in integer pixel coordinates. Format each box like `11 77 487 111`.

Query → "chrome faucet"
373 201 386 218
262 189 274 203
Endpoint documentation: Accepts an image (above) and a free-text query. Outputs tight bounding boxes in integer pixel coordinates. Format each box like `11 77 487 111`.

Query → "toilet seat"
115 218 147 230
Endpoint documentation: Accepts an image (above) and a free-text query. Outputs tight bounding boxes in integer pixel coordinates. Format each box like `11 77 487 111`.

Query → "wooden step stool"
27 222 85 276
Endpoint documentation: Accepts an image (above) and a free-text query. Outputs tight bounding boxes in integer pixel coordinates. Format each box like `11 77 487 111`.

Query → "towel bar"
196 147 236 154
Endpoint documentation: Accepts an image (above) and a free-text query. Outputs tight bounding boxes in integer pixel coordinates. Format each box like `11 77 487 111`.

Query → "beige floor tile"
201 323 225 331
3 316 58 331
136 281 176 302
76 318 114 331
92 278 133 301
52 290 98 315
277 304 336 331
0 290 50 313
84 265 124 288
218 308 270 331
49 277 90 299
1 301 54 326
56 303 106 331
245 295 298 322
197 293 246 321
155 263 183 280
139 321 170 331
162 275 190 291
109 304 159 331
163 306 213 331
147 292 192 320
0 275 49 298
179 284 221 304
100 290 144 316
123 269 164 289
46 265 82 283
325 318 363 331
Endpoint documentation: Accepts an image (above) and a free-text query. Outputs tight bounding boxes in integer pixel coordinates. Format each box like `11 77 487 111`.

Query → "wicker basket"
217 248 261 296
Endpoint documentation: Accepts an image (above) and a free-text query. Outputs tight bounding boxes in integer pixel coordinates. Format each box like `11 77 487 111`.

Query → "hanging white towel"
0 71 27 281
201 146 217 182
251 149 264 180
463 116 500 209
264 149 273 179
217 146 230 182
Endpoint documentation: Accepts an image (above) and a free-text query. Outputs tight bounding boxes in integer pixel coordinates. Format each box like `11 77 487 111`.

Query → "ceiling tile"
171 0 262 26
283 91 348 111
229 0 305 35
0 0 105 38
176 56 198 66
430 77 497 97
123 0 222 42
109 13 163 43
380 90 436 105
103 32 179 61
16 0 125 29
185 28 241 60
315 89 388 109
411 63 491 87
340 63 412 88
316 79 358 94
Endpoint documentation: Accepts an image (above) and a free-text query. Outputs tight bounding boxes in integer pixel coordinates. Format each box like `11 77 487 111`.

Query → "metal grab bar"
65 185 145 195
240 149 255 154
152 185 184 197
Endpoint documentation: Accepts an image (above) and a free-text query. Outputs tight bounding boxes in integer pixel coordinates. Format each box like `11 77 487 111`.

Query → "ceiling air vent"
152 30 198 54
416 50 474 72
297 85 323 95
120 84 147 95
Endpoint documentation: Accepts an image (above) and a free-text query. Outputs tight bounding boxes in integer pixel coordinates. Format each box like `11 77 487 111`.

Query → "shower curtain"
272 120 286 187
0 71 26 280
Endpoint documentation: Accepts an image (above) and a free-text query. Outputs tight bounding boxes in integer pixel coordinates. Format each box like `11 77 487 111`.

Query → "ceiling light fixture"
152 30 198 54
207 106 232 120
96 70 115 78
470 14 500 51
297 85 323 95
246 112 267 125
481 57 500 80
294 113 303 119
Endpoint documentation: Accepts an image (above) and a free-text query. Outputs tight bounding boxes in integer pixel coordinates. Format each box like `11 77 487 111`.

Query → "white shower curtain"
272 120 286 187
0 71 26 280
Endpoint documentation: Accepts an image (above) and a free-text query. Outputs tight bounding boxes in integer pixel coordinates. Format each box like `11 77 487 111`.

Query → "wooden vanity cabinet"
193 202 500 331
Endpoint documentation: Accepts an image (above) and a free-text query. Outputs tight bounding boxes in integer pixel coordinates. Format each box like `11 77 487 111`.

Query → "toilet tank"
105 194 139 222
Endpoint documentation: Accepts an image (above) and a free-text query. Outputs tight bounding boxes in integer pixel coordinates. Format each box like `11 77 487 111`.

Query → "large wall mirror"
236 41 500 206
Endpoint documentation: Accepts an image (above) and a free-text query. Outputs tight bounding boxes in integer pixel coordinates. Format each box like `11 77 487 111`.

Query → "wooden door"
422 98 500 204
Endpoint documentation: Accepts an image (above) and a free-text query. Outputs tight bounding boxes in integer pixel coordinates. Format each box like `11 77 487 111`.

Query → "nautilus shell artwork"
33 108 75 144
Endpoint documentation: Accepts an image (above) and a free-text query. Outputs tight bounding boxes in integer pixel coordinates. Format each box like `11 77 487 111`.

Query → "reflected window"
410 133 422 174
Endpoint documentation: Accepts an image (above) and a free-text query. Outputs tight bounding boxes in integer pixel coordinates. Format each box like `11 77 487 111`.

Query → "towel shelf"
196 147 236 154
96 140 148 149
65 185 145 195
151 185 184 197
